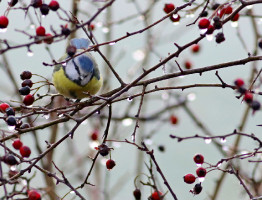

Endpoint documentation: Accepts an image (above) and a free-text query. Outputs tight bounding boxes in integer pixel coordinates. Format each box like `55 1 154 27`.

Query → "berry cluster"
0 102 30 129
234 78 261 112
197 5 240 44
31 0 60 14
12 139 32 158
163 3 181 24
35 26 54 44
1 139 31 168
183 154 206 195
19 71 35 106
95 143 116 170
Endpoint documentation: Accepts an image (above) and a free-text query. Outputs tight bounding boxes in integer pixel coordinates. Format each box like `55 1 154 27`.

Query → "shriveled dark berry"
40 4 49 15
20 123 30 129
21 79 33 88
8 0 18 7
192 183 202 195
215 32 225 43
258 39 262 49
211 3 220 10
238 86 247 94
61 27 71 36
5 107 15 116
98 144 110 156
133 189 141 200
251 100 260 111
158 145 165 152
66 45 77 57
20 71 32 80
213 16 220 22
3 154 18 165
213 21 223 29
31 0 42 8
200 11 208 17
6 116 17 126
19 86 31 96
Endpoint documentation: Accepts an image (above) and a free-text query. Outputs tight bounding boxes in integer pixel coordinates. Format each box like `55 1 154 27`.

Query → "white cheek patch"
64 60 80 81
64 55 94 86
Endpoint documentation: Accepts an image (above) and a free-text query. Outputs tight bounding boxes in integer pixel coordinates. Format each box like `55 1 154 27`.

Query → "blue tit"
52 38 103 99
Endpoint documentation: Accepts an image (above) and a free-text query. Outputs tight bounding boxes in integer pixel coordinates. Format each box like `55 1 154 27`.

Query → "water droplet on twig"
204 138 212 144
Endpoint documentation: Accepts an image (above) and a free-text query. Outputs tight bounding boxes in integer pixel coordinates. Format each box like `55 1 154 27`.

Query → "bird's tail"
70 38 90 50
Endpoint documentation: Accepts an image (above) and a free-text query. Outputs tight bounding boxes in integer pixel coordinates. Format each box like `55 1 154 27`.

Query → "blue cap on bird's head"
70 38 90 50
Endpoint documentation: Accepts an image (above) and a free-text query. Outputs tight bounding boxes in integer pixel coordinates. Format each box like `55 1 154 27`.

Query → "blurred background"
0 0 262 200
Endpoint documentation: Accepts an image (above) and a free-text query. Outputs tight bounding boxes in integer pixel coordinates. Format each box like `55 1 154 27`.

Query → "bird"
52 38 103 99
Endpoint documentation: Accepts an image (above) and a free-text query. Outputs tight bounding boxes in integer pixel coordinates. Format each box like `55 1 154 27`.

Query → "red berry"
28 190 41 200
184 174 196 184
194 154 204 164
206 25 215 35
20 146 31 157
0 103 10 113
170 14 180 23
184 60 192 69
90 130 99 141
0 16 9 29
106 159 116 170
191 44 200 53
243 92 253 103
224 6 233 14
220 6 233 17
196 167 207 177
231 13 240 21
44 33 53 44
36 26 46 36
151 191 163 200
170 115 178 125
163 3 175 13
23 94 35 106
49 0 59 11
198 18 210 29
89 23 95 30
234 78 244 87
12 139 23 150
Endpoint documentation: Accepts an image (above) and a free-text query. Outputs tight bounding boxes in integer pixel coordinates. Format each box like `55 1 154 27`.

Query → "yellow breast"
52 66 103 99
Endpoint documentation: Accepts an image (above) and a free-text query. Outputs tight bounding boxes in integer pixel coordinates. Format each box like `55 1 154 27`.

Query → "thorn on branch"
175 60 184 74
215 71 226 88
174 42 181 50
